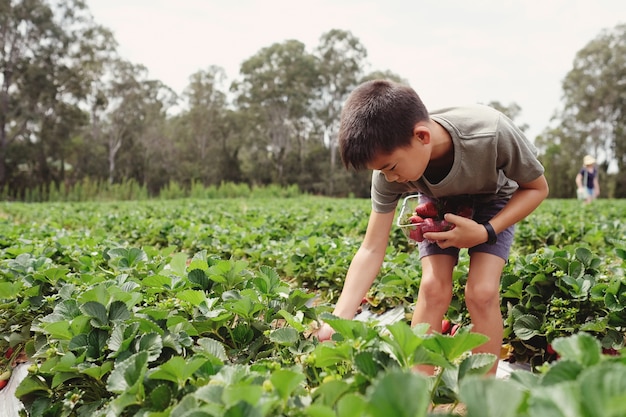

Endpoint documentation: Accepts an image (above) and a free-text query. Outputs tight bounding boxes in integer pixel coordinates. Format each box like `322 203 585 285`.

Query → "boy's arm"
487 174 549 234
424 175 549 249
316 209 395 341
331 209 395 318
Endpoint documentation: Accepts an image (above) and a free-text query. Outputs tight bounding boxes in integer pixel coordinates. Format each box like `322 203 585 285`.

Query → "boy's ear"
413 125 431 144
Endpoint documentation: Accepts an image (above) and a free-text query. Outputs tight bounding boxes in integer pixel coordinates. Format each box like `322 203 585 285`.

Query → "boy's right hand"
316 322 335 341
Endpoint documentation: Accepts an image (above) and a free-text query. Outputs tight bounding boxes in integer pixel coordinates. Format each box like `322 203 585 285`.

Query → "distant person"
576 155 600 203
315 79 549 375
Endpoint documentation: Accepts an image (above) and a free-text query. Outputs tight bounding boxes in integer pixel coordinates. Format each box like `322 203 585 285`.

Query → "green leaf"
176 289 207 306
513 314 542 340
106 351 149 394
458 353 497 379
269 327 299 345
137 332 163 361
460 376 524 417
421 328 490 363
14 375 52 397
0 281 21 299
108 300 130 322
575 247 594 266
149 355 207 386
527 381 583 417
222 383 263 408
311 380 351 407
381 321 424 367
551 332 601 367
80 301 109 328
313 343 353 367
277 309 306 332
43 320 74 340
188 268 211 290
336 393 369 417
149 384 173 411
540 360 583 386
580 363 626 417
354 350 381 378
195 337 228 361
367 370 430 417
270 369 306 401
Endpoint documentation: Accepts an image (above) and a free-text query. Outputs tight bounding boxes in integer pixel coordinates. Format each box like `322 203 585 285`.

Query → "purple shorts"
417 198 514 262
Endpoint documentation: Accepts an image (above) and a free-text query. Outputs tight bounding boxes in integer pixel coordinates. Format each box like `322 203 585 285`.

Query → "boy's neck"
427 120 454 166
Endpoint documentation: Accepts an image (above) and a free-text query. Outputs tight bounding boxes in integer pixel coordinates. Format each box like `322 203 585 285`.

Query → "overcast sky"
86 0 625 141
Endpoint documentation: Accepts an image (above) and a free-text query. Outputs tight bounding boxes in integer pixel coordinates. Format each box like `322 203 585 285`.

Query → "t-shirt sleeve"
370 171 405 213
495 116 545 184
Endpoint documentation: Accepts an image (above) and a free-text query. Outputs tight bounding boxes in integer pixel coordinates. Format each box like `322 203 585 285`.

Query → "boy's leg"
465 251 506 374
411 254 456 374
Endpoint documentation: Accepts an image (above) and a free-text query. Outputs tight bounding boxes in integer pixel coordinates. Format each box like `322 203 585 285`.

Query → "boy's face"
366 136 430 183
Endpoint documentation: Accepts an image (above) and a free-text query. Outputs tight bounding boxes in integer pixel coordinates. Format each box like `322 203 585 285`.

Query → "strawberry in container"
398 195 474 244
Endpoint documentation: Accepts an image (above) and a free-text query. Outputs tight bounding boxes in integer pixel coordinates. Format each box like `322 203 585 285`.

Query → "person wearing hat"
576 155 600 203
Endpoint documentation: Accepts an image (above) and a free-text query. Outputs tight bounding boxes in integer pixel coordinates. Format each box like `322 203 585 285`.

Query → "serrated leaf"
80 301 109 328
460 376 524 417
527 381 583 416
422 329 490 363
195 337 227 361
108 300 130 322
551 332 601 366
367 370 430 417
458 353 497 379
269 327 299 345
580 362 626 417
270 369 305 400
540 359 583 386
107 351 149 394
513 314 542 340
149 384 173 411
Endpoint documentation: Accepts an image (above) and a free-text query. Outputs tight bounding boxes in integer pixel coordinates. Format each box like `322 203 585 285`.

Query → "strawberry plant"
1 197 625 416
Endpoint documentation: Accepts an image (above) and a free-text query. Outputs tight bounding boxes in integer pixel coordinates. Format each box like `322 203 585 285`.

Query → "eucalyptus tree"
233 39 321 185
313 30 367 194
175 66 237 186
97 59 177 187
0 0 115 196
557 23 626 196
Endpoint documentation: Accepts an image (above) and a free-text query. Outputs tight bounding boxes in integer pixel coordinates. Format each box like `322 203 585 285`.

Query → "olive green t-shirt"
371 104 545 213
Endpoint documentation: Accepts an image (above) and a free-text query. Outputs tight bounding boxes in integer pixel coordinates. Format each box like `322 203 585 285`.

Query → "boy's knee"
418 276 453 304
465 283 499 309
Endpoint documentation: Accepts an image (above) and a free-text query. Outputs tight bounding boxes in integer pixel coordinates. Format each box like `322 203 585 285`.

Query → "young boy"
316 79 549 374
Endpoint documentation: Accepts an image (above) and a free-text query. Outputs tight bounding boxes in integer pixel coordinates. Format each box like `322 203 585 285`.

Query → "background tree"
550 23 626 197
233 40 320 185
0 0 114 198
313 29 367 195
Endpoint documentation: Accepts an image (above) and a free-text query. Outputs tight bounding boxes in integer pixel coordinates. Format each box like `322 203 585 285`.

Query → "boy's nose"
384 172 399 182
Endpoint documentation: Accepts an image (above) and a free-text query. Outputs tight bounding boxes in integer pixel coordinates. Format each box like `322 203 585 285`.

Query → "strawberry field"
1 197 625 416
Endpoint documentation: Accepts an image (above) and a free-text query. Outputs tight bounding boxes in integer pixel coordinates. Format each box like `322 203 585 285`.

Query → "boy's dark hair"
338 79 429 170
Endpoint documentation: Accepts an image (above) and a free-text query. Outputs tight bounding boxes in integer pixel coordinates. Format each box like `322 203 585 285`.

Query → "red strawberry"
441 319 451 334
602 347 619 356
409 227 424 242
546 344 556 355
415 202 438 218
0 379 7 390
439 220 455 231
4 348 13 359
409 215 423 224
420 217 438 233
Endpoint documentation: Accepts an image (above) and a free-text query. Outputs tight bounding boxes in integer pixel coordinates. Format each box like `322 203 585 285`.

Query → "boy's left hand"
422 213 487 248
